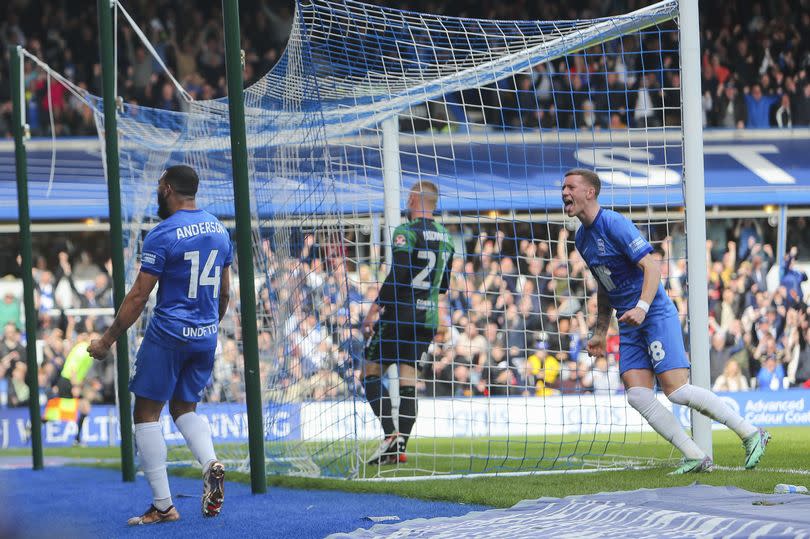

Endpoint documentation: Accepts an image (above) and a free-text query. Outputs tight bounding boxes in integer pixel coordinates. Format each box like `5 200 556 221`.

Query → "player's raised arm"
88 271 158 359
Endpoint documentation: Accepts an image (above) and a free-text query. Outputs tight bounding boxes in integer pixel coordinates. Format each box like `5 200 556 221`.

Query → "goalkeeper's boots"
367 433 407 466
743 428 771 469
202 461 225 517
127 504 180 526
669 455 714 475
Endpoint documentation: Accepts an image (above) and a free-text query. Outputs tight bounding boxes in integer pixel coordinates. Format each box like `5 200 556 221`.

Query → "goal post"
678 0 712 457
280 0 696 478
381 114 405 422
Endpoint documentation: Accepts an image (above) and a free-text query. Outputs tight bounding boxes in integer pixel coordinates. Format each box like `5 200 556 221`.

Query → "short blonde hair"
410 180 439 209
564 168 601 197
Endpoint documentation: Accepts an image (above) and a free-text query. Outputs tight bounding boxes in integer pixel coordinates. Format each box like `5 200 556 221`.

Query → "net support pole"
222 0 266 494
381 116 403 266
777 205 787 280
381 115 403 425
98 0 135 481
679 0 712 458
371 213 381 270
11 45 43 471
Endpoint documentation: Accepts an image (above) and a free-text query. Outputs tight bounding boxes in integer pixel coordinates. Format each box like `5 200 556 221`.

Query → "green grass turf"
2 427 808 508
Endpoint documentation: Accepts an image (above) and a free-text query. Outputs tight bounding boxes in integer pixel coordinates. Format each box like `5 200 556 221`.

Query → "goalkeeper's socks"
398 386 418 447
364 376 396 435
667 384 758 439
626 386 705 460
175 412 218 473
134 422 173 511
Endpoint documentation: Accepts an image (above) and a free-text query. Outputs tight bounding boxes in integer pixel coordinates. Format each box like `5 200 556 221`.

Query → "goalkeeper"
362 181 454 465
562 168 769 474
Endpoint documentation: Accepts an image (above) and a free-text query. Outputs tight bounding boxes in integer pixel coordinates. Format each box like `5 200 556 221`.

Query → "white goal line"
358 465 654 483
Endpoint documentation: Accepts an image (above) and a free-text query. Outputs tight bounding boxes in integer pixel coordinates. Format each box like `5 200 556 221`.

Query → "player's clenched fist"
618 307 647 327
587 333 606 358
87 338 112 360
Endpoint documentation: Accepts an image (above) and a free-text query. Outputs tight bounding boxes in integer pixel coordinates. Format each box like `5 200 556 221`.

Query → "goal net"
18 0 691 478
237 0 687 478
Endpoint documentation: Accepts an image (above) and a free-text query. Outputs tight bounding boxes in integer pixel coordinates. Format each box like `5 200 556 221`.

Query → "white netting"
19 0 690 479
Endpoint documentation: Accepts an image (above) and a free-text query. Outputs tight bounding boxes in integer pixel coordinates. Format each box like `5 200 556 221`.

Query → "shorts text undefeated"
176 221 227 240
183 323 218 338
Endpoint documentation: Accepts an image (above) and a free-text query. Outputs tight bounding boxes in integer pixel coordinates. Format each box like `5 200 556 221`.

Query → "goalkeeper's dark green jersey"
377 217 454 330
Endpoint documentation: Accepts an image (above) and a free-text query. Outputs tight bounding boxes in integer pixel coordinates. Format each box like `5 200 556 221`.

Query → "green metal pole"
11 46 44 471
97 0 135 482
222 0 266 494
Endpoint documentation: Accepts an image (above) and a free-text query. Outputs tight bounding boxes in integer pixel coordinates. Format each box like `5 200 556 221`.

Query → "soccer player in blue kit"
561 169 769 474
88 165 231 524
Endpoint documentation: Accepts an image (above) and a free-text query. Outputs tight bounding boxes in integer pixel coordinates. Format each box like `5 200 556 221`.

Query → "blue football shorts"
129 335 215 402
618 303 690 375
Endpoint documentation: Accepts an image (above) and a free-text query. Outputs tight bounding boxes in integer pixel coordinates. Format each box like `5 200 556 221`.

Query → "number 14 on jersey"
184 250 221 298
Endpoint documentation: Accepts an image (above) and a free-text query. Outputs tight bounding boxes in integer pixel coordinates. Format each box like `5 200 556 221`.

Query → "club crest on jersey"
394 234 407 246
596 238 607 255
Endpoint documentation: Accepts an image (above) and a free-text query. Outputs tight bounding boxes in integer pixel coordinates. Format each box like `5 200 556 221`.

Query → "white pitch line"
361 464 810 482
358 466 646 482
713 465 810 476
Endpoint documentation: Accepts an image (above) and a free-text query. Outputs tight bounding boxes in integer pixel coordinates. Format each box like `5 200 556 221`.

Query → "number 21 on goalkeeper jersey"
139 208 233 351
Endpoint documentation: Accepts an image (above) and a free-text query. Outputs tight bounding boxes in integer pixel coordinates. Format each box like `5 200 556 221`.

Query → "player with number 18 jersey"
564 169 768 476
574 207 688 374
130 209 233 401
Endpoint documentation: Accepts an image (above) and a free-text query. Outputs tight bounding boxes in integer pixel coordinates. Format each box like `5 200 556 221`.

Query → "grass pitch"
2 426 808 508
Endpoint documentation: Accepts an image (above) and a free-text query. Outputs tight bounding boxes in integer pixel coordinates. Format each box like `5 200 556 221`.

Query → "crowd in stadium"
0 2 809 406
261 220 810 402
1 0 809 136
2 216 809 409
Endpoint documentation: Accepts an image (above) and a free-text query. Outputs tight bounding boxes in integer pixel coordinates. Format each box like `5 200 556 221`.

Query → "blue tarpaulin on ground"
1 131 809 221
335 485 810 538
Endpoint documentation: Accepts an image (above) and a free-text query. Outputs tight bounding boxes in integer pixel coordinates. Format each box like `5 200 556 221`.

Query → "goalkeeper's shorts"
365 321 434 366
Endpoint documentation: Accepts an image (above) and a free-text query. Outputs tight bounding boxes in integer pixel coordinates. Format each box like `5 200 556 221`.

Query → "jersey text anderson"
176 221 227 240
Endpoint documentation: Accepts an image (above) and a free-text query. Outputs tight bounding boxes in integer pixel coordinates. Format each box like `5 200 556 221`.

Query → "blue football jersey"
140 209 233 350
574 208 668 315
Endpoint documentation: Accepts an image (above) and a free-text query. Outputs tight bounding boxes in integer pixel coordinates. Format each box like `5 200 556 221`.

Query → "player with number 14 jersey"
88 165 230 524
139 210 233 353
